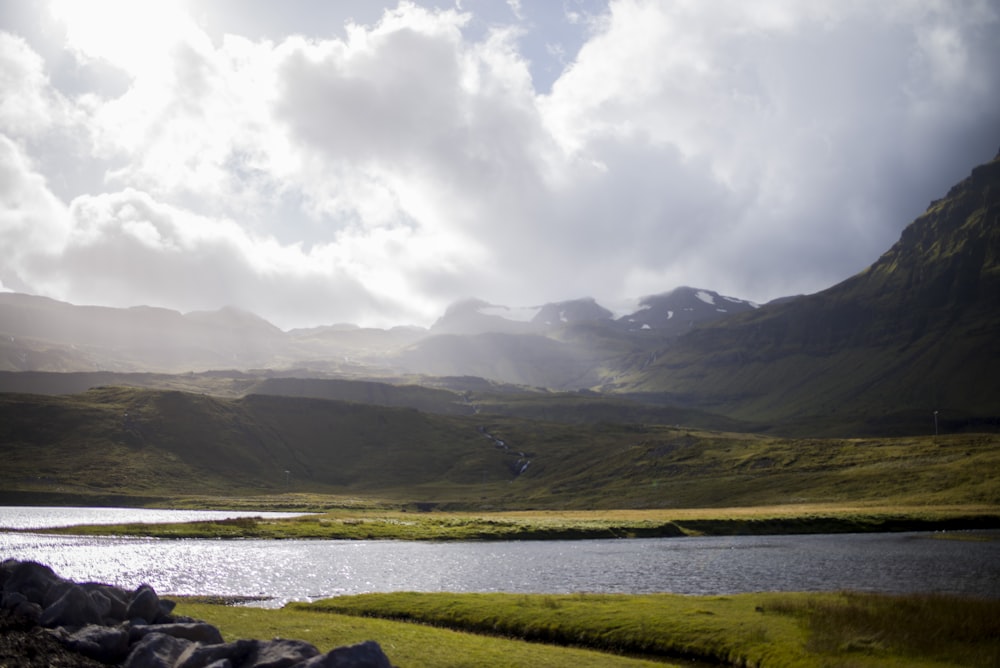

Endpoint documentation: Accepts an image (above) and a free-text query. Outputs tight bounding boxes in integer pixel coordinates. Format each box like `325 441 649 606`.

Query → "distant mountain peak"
531 297 612 327
619 286 758 332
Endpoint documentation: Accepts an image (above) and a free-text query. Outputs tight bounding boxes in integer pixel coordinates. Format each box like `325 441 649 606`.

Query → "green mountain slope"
2 387 997 509
614 151 1000 435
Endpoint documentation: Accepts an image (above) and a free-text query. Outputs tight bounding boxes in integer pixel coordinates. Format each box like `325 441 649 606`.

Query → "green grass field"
41 503 1000 540
176 590 1000 667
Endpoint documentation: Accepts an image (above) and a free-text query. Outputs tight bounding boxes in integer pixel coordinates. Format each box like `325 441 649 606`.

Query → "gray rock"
13 600 43 623
83 582 130 622
1 591 28 610
245 638 321 668
127 583 162 622
40 582 104 628
43 580 78 608
130 621 225 645
159 597 178 618
297 641 395 668
176 639 257 668
1 560 60 604
124 632 194 668
61 623 131 662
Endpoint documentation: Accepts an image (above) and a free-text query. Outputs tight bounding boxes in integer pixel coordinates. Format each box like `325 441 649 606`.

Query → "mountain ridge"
614 149 1000 430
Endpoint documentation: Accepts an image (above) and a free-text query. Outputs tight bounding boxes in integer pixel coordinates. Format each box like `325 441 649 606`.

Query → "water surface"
0 505 309 530
2 525 996 608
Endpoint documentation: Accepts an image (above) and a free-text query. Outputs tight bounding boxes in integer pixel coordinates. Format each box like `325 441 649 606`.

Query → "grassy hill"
1 387 997 511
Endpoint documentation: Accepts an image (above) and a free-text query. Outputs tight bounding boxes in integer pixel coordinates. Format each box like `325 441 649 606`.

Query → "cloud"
1 0 998 328
0 135 72 292
24 187 433 328
538 0 1000 299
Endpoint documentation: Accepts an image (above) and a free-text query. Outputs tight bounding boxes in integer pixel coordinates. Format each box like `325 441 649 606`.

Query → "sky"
1 1 999 330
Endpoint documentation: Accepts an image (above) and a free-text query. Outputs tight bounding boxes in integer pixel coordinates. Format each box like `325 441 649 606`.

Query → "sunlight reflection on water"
2 527 997 608
0 506 310 529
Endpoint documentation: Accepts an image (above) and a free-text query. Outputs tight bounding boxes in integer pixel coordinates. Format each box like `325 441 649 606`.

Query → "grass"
40 503 1000 540
2 386 999 520
173 600 670 668
177 590 1000 667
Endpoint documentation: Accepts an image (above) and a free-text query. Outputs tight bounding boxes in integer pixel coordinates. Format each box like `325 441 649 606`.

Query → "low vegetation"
177 590 1000 667
2 386 998 513
40 504 1000 540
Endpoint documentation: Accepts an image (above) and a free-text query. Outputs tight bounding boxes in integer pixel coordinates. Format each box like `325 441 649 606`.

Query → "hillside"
613 150 1000 435
0 153 998 437
1 387 997 510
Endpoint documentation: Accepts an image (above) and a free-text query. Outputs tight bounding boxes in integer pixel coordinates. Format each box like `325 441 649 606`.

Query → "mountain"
617 287 760 334
615 149 1000 434
0 294 285 372
429 299 537 336
0 286 764 387
532 298 613 327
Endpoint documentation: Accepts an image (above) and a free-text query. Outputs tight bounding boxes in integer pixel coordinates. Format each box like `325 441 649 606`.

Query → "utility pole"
933 410 939 436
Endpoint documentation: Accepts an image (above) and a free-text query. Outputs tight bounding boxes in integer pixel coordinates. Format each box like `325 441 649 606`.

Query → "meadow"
176 590 1000 667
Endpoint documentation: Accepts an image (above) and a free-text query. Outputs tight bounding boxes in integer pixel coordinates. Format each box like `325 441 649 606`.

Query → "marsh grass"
41 504 1000 541
296 592 808 665
173 600 670 668
763 592 1000 667
288 591 1000 667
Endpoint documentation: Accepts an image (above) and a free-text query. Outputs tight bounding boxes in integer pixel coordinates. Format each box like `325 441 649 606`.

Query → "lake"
1 508 998 607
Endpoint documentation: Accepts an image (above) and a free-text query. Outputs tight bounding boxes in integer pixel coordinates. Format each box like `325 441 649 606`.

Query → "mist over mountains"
1 149 998 437
0 286 764 377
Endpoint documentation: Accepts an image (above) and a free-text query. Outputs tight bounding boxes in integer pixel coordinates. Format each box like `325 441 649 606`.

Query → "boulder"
130 621 225 645
58 623 131 662
244 638 321 667
0 560 397 668
301 640 395 668
13 599 43 624
176 638 258 668
124 632 194 668
1 591 28 611
127 583 163 623
83 582 131 622
40 582 104 628
0 560 60 605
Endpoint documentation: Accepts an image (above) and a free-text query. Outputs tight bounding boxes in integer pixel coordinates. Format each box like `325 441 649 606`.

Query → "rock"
130 621 225 645
124 632 194 668
60 623 131 662
42 580 77 608
40 583 104 628
127 583 163 623
176 638 257 668
83 582 130 622
0 561 397 668
0 561 60 605
1 591 28 610
245 638 321 667
299 640 395 668
13 600 43 624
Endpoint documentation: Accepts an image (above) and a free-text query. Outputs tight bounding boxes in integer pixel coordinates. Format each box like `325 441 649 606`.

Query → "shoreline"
7 504 1000 541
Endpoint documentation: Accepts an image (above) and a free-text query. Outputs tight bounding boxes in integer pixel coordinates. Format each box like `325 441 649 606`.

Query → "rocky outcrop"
0 559 394 667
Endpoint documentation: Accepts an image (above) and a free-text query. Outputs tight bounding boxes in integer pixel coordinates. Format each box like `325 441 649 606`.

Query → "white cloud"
0 32 66 137
0 135 72 292
0 0 997 327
